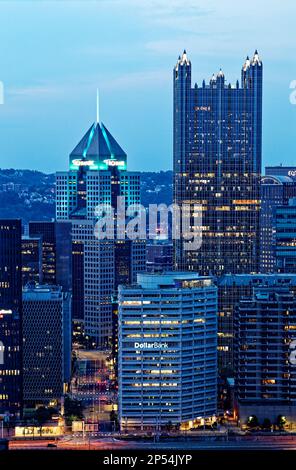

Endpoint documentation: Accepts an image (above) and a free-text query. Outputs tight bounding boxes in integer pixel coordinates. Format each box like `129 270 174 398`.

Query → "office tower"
22 284 71 406
234 277 296 426
275 199 296 273
55 221 72 292
146 242 173 273
118 272 217 431
217 274 296 376
173 50 262 276
21 236 43 285
71 239 84 324
260 174 296 273
266 165 296 181
0 220 22 418
56 118 146 348
28 221 72 291
29 221 56 284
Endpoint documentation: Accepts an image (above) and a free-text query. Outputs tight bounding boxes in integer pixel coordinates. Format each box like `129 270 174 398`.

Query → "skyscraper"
173 51 263 276
0 220 22 418
22 284 71 406
56 117 146 348
275 199 296 273
234 276 296 426
217 273 296 375
266 166 296 181
29 221 57 284
21 236 43 285
260 174 296 273
118 272 217 431
28 221 72 291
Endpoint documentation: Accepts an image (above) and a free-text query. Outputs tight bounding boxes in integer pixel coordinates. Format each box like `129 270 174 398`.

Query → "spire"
252 49 262 66
217 68 224 78
242 55 251 71
175 50 191 69
96 89 100 124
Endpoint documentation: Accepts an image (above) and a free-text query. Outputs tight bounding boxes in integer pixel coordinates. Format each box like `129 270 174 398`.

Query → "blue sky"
0 0 295 173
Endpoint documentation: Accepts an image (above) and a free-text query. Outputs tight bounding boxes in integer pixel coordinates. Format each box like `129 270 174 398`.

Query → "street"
8 435 296 451
71 350 117 428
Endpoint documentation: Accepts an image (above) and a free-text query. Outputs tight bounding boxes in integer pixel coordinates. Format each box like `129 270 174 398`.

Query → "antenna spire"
96 89 100 124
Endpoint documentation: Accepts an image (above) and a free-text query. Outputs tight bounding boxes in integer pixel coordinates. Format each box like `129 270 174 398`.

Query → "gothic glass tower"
174 51 263 276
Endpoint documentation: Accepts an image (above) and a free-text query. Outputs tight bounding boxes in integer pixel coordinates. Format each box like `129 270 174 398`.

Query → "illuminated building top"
70 121 127 171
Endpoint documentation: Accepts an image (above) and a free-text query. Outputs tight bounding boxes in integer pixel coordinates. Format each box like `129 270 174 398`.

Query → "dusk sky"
0 0 295 173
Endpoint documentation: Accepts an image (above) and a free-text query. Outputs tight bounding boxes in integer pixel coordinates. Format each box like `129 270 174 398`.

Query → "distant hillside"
0 169 172 225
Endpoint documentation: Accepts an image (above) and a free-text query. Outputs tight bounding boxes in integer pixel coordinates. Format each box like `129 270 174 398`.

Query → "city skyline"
0 1 295 173
1 1 296 458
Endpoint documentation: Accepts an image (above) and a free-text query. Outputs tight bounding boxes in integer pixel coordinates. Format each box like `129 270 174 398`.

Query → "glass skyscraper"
234 276 296 426
173 51 263 276
275 198 296 274
0 219 22 418
260 174 296 273
56 117 146 348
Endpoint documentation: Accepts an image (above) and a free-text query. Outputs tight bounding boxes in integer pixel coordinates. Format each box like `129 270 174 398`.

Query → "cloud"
100 69 169 90
8 84 63 99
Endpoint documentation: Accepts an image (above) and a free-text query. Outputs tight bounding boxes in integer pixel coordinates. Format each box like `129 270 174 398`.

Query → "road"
71 350 117 427
8 436 296 451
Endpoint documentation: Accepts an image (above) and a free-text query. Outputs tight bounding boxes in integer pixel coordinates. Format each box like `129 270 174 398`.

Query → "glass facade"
260 175 296 273
234 276 296 425
56 121 146 348
174 51 263 276
0 219 22 418
275 199 296 273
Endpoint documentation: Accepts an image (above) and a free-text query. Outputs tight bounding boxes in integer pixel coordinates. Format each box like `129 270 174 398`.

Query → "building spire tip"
96 89 100 124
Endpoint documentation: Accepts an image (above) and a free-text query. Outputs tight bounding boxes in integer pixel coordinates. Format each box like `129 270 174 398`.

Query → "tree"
64 396 84 425
34 406 57 436
110 410 119 431
247 415 259 428
262 418 272 430
276 415 286 430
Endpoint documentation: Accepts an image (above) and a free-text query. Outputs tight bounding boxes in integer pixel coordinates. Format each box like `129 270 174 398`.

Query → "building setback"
118 272 217 430
173 51 262 276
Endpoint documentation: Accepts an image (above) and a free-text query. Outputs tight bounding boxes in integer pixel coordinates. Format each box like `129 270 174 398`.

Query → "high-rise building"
234 276 296 426
21 236 43 285
173 50 262 276
146 242 173 273
260 174 296 273
28 221 72 291
217 274 296 376
266 166 296 181
22 284 71 406
0 219 22 418
56 118 146 348
29 221 56 285
118 272 217 431
275 199 296 273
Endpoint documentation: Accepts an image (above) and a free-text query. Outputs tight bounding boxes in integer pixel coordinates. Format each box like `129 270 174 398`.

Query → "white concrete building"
118 272 217 430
